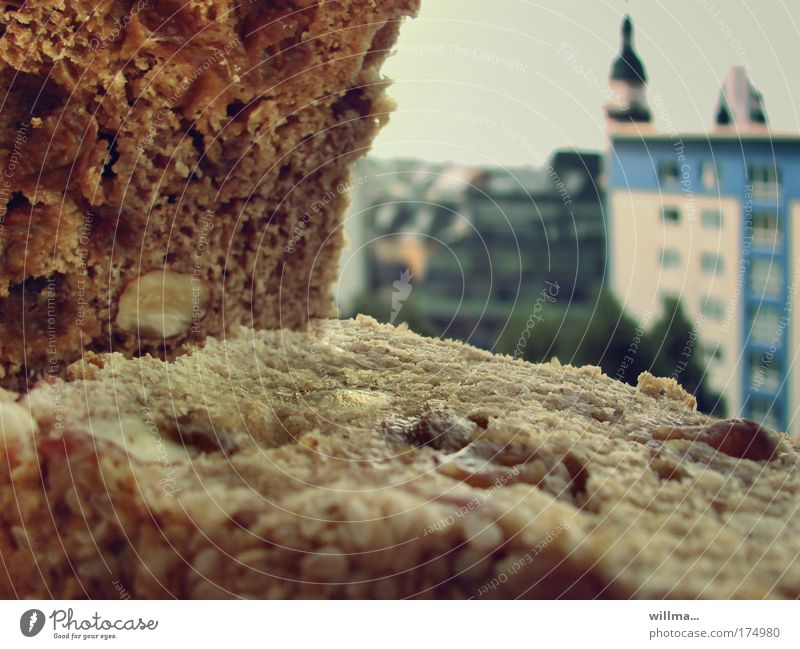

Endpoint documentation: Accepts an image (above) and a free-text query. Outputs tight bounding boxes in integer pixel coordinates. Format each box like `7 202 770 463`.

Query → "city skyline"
373 0 800 165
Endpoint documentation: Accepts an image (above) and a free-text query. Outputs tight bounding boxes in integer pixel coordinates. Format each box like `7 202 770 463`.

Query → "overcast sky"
372 0 800 166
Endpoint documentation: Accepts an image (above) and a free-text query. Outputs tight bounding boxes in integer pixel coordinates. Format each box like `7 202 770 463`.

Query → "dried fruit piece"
116 270 208 338
652 418 780 462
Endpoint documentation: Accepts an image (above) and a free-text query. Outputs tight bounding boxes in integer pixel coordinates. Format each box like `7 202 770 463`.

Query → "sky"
372 0 800 166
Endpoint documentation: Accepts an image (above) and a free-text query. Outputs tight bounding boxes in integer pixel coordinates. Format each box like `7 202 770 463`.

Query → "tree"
496 290 724 416
647 296 725 415
344 287 437 338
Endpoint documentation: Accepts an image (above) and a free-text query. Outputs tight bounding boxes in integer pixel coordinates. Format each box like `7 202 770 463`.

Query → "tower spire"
606 15 651 125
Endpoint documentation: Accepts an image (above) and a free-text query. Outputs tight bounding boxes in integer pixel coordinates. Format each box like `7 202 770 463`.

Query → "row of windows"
660 206 723 228
698 297 786 331
656 160 781 195
695 302 786 341
749 306 783 343
701 296 726 320
747 164 781 198
660 207 781 253
661 205 781 244
660 248 725 275
658 269 784 327
750 212 781 248
749 352 782 393
751 258 782 298
748 398 782 431
658 160 721 190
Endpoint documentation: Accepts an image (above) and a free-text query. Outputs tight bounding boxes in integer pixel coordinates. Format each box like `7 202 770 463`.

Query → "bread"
1 315 798 598
0 0 418 390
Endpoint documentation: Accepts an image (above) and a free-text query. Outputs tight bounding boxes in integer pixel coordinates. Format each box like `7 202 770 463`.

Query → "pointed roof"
610 16 647 85
715 90 732 125
714 66 768 128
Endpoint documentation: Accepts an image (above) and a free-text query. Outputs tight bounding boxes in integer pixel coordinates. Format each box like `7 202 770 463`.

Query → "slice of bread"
0 0 418 390
2 316 797 598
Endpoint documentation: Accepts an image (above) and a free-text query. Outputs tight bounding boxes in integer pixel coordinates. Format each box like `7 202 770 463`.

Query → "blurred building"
338 152 606 348
606 15 800 432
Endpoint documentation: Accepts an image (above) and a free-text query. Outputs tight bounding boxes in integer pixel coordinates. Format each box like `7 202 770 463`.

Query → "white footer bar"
0 600 795 647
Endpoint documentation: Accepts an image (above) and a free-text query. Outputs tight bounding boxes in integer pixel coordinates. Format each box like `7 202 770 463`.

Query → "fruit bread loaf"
1 316 798 598
0 0 418 390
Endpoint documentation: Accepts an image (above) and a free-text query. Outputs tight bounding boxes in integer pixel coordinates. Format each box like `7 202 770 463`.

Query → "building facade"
606 17 800 433
340 152 605 349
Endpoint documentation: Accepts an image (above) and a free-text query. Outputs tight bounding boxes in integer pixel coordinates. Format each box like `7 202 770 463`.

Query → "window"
748 397 782 431
750 307 780 343
750 258 782 298
660 248 681 268
701 209 722 229
702 343 724 362
700 252 724 275
700 296 725 320
751 211 780 248
661 206 680 224
699 160 720 189
748 164 781 197
750 353 781 392
658 160 680 185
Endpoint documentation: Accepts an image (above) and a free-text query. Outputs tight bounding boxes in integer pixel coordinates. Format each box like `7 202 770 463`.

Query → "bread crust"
0 0 419 389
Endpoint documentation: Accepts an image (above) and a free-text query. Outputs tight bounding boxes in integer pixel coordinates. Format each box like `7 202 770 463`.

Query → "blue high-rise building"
606 16 800 433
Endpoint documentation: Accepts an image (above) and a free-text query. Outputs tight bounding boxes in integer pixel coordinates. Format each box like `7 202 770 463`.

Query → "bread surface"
1 316 797 598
